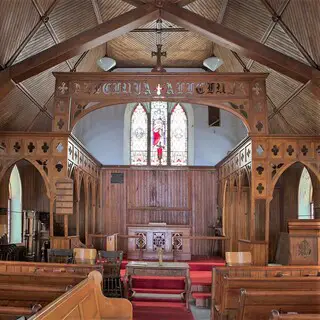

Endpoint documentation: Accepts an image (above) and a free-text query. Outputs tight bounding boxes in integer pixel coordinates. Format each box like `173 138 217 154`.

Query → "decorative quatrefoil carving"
271 145 279 156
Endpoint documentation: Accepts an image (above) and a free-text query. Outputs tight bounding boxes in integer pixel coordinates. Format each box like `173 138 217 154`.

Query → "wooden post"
49 198 54 237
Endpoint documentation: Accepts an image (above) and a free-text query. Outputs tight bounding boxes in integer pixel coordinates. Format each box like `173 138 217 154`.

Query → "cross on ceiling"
151 44 167 72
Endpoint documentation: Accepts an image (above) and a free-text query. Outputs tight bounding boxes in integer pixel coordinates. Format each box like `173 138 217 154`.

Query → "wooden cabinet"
288 219 320 265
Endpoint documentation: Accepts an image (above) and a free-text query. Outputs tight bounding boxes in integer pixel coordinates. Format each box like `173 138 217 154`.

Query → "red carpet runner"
133 301 194 320
120 257 225 320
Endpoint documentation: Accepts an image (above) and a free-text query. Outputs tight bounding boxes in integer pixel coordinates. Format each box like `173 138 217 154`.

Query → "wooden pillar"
64 215 68 237
85 178 89 245
92 183 96 235
49 198 54 237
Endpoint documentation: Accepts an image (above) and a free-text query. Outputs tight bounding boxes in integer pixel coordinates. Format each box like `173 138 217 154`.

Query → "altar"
127 224 191 261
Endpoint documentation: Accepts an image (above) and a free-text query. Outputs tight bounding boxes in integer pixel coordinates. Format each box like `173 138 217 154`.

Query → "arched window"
298 167 314 219
130 102 188 166
8 165 22 243
131 104 148 165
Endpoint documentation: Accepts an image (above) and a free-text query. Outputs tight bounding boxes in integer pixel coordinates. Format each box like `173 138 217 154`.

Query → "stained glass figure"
131 104 148 165
170 104 188 166
150 101 168 165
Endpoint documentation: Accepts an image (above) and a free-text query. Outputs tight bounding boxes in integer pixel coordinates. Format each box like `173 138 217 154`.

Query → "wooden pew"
29 271 132 320
237 290 320 320
211 266 320 320
214 277 320 320
270 310 320 320
0 261 103 319
0 260 103 275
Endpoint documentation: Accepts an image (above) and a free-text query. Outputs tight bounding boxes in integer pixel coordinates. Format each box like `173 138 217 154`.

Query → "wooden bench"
211 266 320 320
0 260 103 275
29 271 132 320
0 261 103 319
214 277 320 320
237 290 320 320
270 310 320 320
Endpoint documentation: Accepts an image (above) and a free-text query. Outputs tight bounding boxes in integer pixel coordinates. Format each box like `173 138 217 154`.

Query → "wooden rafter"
122 0 198 8
5 0 60 68
91 0 103 24
0 3 159 100
245 0 291 71
261 0 319 70
174 0 198 6
216 0 229 24
161 2 314 83
31 0 73 71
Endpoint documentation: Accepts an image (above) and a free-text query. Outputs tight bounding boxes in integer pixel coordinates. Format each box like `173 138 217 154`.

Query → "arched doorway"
0 159 50 261
8 165 22 243
298 168 314 219
268 162 320 263
79 178 86 244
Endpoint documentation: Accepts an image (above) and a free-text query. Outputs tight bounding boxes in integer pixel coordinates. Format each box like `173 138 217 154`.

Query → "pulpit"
288 219 320 265
127 224 191 261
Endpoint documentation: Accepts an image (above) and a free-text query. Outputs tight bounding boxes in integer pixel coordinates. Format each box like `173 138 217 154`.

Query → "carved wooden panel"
53 72 268 135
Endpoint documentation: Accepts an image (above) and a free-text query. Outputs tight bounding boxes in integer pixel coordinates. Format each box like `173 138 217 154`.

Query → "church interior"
0 0 320 319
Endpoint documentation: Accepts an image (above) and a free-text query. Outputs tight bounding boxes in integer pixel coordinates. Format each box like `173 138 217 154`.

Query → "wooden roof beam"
161 3 314 83
0 3 159 99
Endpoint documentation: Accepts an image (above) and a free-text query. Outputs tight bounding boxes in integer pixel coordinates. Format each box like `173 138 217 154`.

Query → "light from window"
151 101 168 166
298 167 313 219
131 104 148 166
130 102 188 166
170 104 188 166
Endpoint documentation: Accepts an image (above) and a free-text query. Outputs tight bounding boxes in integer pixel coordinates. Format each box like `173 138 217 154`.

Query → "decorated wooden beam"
0 3 159 100
161 3 314 84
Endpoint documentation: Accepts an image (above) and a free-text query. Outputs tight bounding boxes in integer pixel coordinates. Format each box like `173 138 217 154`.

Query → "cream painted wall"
73 103 247 165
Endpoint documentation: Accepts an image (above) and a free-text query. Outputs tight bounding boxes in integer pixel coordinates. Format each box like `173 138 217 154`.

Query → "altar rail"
88 233 229 260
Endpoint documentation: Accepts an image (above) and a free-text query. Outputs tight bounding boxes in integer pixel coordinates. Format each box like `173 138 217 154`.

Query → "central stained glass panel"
150 101 168 166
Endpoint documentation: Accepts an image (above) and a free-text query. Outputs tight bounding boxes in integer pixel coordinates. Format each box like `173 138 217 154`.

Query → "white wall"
73 103 247 166
73 105 126 165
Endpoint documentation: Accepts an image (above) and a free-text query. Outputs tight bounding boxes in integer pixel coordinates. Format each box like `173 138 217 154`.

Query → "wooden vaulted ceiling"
0 0 319 134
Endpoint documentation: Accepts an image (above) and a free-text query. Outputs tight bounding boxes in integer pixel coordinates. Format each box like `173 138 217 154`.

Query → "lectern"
288 219 320 265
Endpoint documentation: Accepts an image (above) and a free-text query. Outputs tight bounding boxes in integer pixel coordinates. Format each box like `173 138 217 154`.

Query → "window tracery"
130 102 188 166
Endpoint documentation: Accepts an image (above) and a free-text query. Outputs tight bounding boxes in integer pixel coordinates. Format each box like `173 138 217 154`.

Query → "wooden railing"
29 271 132 320
88 233 229 260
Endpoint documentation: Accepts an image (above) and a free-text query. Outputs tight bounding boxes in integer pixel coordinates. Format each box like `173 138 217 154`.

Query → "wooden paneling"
238 239 268 265
100 167 217 255
269 187 281 261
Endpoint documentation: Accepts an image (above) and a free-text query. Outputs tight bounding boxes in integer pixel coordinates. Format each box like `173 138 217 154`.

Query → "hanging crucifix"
151 44 167 72
151 18 167 72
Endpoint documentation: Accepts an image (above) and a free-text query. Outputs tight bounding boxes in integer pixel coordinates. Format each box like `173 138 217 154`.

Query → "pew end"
29 270 132 320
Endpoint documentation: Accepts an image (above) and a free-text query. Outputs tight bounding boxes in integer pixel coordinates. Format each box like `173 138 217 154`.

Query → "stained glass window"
131 104 148 165
130 102 188 166
170 104 188 166
151 101 168 165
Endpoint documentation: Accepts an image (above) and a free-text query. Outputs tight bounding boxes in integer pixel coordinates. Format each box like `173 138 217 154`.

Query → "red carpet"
133 301 194 320
122 257 224 319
